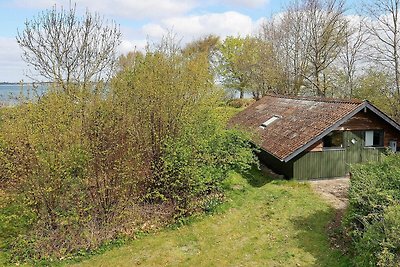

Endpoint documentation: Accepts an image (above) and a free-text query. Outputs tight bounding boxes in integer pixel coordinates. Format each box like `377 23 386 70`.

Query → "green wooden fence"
292 147 384 180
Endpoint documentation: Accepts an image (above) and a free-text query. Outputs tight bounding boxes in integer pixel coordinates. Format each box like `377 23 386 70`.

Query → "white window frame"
365 131 374 147
364 130 384 147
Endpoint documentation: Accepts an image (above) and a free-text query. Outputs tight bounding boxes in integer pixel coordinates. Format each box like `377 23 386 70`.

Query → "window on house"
323 131 344 148
365 130 384 147
259 116 280 129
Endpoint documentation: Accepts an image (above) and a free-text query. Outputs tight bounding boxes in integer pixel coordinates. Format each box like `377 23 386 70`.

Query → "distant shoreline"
0 82 52 85
0 82 21 85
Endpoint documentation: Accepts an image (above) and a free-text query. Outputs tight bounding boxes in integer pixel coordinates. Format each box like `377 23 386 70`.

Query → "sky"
0 0 364 82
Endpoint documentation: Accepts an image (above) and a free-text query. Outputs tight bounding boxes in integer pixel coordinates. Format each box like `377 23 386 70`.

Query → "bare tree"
261 3 312 95
338 16 368 97
261 0 348 96
362 0 400 120
284 3 313 95
303 0 348 96
216 36 250 98
17 4 121 92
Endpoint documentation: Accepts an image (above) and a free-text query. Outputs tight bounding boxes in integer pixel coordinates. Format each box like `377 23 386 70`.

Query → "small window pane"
260 116 280 129
365 130 384 147
365 131 373 146
323 131 343 148
373 131 384 146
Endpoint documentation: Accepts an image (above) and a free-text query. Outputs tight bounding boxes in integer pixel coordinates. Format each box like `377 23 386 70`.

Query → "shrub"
353 204 400 267
0 90 145 261
159 114 257 214
0 40 257 263
226 98 255 108
345 154 400 266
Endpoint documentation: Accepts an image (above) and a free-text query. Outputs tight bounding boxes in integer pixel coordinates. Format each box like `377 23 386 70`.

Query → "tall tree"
216 36 249 98
217 36 283 99
182 35 220 56
261 0 348 96
363 0 400 120
337 16 368 97
303 0 348 96
261 4 310 95
244 37 285 98
182 35 220 80
17 4 121 92
354 68 395 115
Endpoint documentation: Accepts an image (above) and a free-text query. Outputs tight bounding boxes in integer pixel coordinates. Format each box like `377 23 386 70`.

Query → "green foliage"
211 106 243 127
344 154 400 266
0 193 36 263
216 36 283 98
354 69 395 117
226 98 255 108
0 38 257 263
353 204 400 267
159 117 256 211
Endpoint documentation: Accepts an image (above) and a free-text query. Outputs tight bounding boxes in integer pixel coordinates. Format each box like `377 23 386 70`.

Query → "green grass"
67 169 350 267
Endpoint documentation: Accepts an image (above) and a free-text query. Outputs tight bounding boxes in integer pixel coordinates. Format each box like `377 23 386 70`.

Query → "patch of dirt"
308 177 349 210
307 177 351 254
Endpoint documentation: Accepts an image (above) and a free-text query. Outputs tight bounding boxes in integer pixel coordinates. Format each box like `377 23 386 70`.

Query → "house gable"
337 108 400 147
229 94 364 161
282 103 365 162
286 102 400 161
229 95 400 164
307 108 400 152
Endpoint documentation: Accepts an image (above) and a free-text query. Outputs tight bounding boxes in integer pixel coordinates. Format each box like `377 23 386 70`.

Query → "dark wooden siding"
257 149 293 178
307 140 323 152
337 110 400 148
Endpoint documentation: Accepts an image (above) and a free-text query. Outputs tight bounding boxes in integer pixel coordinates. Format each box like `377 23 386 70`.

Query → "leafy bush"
345 154 400 266
0 40 257 263
159 116 257 213
353 204 400 267
226 98 255 108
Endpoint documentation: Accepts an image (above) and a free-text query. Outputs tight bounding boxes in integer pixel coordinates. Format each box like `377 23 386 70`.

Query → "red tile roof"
229 95 364 161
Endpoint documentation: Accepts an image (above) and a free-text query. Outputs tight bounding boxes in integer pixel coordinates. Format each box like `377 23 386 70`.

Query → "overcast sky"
0 0 363 82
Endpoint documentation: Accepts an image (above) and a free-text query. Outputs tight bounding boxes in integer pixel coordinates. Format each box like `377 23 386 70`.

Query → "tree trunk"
239 89 244 99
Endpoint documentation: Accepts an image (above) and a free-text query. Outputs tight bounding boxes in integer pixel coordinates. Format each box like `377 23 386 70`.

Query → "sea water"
0 84 249 104
0 84 47 104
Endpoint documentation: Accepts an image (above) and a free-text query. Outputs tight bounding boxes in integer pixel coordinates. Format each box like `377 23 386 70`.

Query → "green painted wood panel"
293 146 385 180
345 131 363 172
293 150 346 179
259 130 386 180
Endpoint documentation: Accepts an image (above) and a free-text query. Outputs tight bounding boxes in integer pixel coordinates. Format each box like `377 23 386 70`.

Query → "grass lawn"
68 169 350 267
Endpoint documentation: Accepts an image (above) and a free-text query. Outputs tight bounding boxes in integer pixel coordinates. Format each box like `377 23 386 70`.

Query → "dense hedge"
345 154 400 266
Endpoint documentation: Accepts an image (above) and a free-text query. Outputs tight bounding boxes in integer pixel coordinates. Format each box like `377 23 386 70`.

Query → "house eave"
257 145 284 161
364 101 400 132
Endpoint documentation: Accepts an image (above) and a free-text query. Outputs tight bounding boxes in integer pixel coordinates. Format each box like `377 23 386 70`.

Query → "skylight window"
260 115 280 129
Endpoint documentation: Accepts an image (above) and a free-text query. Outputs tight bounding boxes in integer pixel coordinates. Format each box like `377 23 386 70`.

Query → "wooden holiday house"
229 95 400 179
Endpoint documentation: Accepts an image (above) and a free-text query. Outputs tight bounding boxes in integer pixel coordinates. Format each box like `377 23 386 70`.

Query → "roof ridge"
266 94 363 104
